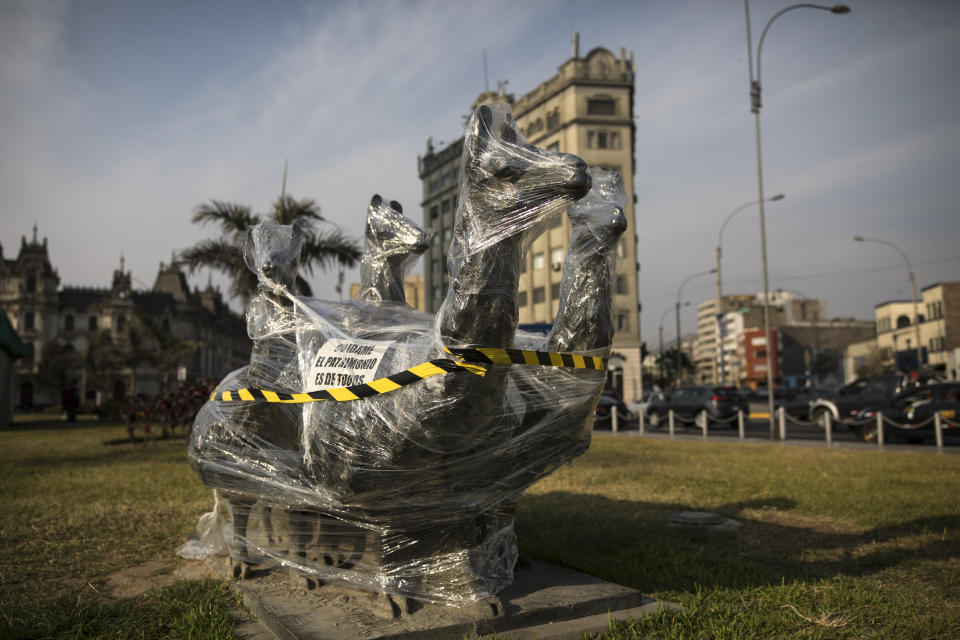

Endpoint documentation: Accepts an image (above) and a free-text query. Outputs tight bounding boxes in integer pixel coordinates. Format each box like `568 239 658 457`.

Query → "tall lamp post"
744 0 850 438
716 193 785 386
659 302 689 388
676 268 717 386
853 236 924 373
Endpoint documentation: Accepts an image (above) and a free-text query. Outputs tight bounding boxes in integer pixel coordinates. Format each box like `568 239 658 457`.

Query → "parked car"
594 389 634 425
856 382 960 443
775 386 837 420
644 385 748 428
808 375 914 429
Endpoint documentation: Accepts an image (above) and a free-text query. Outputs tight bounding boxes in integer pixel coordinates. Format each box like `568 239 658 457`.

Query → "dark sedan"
645 385 749 428
859 382 960 443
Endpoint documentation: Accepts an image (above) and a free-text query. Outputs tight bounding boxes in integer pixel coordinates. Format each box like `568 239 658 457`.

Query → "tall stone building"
418 35 642 402
0 228 247 409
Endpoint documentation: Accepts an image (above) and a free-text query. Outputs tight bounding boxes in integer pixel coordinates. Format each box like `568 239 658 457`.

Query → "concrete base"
216 557 675 640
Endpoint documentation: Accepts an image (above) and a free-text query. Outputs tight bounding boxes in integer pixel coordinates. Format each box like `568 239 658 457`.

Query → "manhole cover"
669 511 725 526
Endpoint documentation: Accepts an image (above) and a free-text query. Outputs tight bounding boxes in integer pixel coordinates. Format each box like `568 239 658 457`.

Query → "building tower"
419 35 642 402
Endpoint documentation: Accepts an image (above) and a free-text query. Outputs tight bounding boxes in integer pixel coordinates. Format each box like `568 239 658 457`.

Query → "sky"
1 0 958 346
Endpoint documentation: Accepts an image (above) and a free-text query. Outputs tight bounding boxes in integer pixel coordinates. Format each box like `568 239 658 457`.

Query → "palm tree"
180 193 361 304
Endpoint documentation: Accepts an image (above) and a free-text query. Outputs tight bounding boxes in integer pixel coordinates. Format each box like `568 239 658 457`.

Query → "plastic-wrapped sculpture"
188 102 628 609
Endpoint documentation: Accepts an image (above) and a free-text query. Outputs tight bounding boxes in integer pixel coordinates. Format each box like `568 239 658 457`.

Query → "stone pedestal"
218 557 676 640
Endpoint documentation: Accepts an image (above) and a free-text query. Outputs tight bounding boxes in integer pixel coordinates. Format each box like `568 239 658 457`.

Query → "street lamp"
744 0 850 438
659 302 689 388
676 268 717 386
853 235 924 373
715 193 785 386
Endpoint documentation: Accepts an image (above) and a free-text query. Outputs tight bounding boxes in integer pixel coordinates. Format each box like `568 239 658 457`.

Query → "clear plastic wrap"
187 103 628 605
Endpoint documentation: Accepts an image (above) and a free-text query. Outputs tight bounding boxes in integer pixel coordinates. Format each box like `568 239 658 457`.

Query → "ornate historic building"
0 227 247 409
418 35 643 402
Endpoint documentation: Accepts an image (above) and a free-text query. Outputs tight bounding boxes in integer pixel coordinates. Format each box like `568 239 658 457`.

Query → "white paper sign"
304 338 392 391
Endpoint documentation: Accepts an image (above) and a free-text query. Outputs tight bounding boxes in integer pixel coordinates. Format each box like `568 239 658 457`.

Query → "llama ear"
468 105 494 164
389 200 402 213
370 194 383 207
475 105 493 144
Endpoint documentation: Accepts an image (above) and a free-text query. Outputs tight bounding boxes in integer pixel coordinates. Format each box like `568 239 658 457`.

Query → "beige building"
349 273 427 312
874 299 922 370
418 36 642 402
694 294 753 385
920 282 960 375
844 282 960 381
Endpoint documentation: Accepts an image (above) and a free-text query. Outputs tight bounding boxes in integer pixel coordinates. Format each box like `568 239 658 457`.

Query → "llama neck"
360 254 407 304
439 238 523 349
547 242 616 354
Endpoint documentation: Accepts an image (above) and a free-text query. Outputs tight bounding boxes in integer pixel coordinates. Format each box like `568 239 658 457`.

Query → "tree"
136 315 204 393
655 348 695 389
180 193 361 304
81 330 122 401
37 339 83 390
855 346 892 378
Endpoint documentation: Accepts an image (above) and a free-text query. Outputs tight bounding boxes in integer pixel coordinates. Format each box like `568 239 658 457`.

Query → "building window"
518 291 528 307
587 130 620 149
533 287 545 304
532 253 545 270
550 247 564 269
24 312 34 331
430 205 439 219
587 98 616 115
616 275 627 295
116 315 126 332
441 199 451 214
546 109 561 131
442 228 452 245
65 315 74 331
432 285 441 301
547 141 559 152
26 273 36 293
550 282 561 299
89 316 98 331
617 313 629 332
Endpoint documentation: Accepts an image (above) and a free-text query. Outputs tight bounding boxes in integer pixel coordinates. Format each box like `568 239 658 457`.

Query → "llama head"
364 194 431 260
567 167 628 254
244 223 303 293
455 103 591 254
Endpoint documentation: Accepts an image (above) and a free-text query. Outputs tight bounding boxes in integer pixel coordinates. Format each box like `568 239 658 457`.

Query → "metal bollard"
825 412 832 447
668 409 675 438
639 411 645 436
935 412 944 452
611 406 619 434
778 407 786 441
876 412 884 449
700 412 707 439
737 410 745 440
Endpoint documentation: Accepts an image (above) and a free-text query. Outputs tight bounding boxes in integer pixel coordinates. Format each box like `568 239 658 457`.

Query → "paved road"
595 407 959 454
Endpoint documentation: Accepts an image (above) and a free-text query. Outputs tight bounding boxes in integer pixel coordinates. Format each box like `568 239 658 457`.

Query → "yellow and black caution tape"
210 358 484 404
444 346 606 371
210 346 605 404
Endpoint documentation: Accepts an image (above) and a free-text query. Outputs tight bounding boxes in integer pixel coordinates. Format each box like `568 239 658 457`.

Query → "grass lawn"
1 424 958 639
